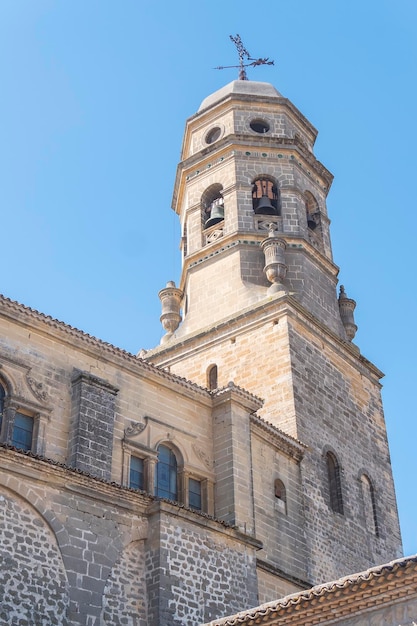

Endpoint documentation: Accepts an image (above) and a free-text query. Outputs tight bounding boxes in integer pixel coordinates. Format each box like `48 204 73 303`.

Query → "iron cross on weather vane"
214 34 274 81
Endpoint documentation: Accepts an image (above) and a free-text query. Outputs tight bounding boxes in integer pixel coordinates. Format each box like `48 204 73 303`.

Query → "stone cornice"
178 232 339 297
147 499 263 551
250 415 306 461
212 381 264 413
0 444 258 539
256 558 311 591
188 93 318 142
173 138 332 211
0 293 212 403
202 555 417 626
148 294 384 385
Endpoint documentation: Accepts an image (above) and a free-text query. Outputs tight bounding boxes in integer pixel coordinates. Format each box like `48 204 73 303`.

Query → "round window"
205 127 222 144
250 119 270 134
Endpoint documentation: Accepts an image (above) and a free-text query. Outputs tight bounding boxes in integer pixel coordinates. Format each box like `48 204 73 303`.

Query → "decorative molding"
193 444 213 469
26 374 49 402
205 227 224 245
124 419 147 438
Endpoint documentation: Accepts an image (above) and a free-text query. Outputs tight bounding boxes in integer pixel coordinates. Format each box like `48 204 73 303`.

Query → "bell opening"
252 177 280 216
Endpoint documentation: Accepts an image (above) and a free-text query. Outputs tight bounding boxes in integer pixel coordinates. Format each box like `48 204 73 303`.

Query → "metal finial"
214 34 274 81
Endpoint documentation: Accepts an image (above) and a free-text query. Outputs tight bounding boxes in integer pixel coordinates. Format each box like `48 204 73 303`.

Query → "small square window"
129 456 144 490
12 413 34 451
189 478 202 511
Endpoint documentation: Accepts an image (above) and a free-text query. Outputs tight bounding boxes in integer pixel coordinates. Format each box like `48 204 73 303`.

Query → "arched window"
252 177 280 215
207 364 218 391
202 184 224 229
155 444 178 501
360 474 379 536
326 451 344 514
0 383 5 435
305 191 320 231
274 478 287 514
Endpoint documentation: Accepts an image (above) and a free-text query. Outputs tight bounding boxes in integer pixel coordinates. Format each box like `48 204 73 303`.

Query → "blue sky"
0 1 416 556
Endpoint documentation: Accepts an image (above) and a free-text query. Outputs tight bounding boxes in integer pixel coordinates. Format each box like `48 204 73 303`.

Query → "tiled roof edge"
0 294 210 398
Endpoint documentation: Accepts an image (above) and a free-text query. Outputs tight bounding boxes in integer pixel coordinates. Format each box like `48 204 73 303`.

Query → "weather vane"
214 34 274 81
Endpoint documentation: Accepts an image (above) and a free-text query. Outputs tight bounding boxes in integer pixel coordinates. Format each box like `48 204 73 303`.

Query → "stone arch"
201 183 224 229
101 539 147 625
0 484 69 624
0 472 70 548
207 363 218 390
152 437 187 467
251 175 280 215
358 471 379 537
154 441 185 503
274 478 287 514
0 368 18 397
323 446 344 515
304 190 324 251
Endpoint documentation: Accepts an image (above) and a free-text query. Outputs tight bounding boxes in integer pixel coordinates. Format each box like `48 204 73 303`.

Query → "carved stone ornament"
206 228 224 244
26 375 49 402
124 420 147 438
192 443 213 469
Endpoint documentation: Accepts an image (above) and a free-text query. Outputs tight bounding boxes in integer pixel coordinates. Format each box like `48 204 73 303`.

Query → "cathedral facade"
0 78 408 626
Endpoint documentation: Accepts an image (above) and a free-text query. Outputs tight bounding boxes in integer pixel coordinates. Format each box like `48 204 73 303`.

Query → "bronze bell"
254 194 277 215
205 201 225 228
307 213 317 230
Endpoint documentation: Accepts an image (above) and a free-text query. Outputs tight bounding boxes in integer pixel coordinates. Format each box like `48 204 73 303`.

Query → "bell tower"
147 79 402 586
168 79 344 341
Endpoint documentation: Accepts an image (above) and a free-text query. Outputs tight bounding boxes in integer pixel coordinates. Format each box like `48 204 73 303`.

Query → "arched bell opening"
201 184 224 229
305 191 321 231
305 191 325 253
252 177 280 216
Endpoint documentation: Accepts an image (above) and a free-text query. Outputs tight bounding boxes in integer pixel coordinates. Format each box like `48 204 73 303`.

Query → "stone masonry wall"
0 451 149 626
288 320 402 582
251 431 308 586
0 487 69 626
151 301 402 586
146 507 259 626
101 540 147 625
69 371 119 480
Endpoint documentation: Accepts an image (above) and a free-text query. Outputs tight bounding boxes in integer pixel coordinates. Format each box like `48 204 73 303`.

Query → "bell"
307 216 317 230
254 195 277 215
307 212 318 230
205 203 224 228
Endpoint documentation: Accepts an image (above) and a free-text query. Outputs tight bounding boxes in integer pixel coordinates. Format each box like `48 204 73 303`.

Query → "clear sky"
0 1 416 557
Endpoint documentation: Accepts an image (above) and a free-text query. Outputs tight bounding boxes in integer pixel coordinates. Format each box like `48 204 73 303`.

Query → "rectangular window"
189 478 202 511
12 413 34 451
129 456 144 490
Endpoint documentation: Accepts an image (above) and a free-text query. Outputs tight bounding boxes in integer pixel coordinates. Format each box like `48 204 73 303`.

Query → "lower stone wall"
101 540 147 625
257 567 304 605
0 450 261 626
0 487 69 625
147 506 260 625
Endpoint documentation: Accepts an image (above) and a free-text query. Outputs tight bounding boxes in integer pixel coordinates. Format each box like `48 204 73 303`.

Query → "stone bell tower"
147 79 402 585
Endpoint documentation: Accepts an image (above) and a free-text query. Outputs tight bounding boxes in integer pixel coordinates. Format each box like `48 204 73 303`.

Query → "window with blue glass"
129 456 144 490
155 445 178 501
11 413 34 451
189 478 202 511
0 383 5 435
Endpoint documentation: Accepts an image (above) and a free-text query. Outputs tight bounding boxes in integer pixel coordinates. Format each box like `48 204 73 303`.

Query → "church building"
0 74 413 626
